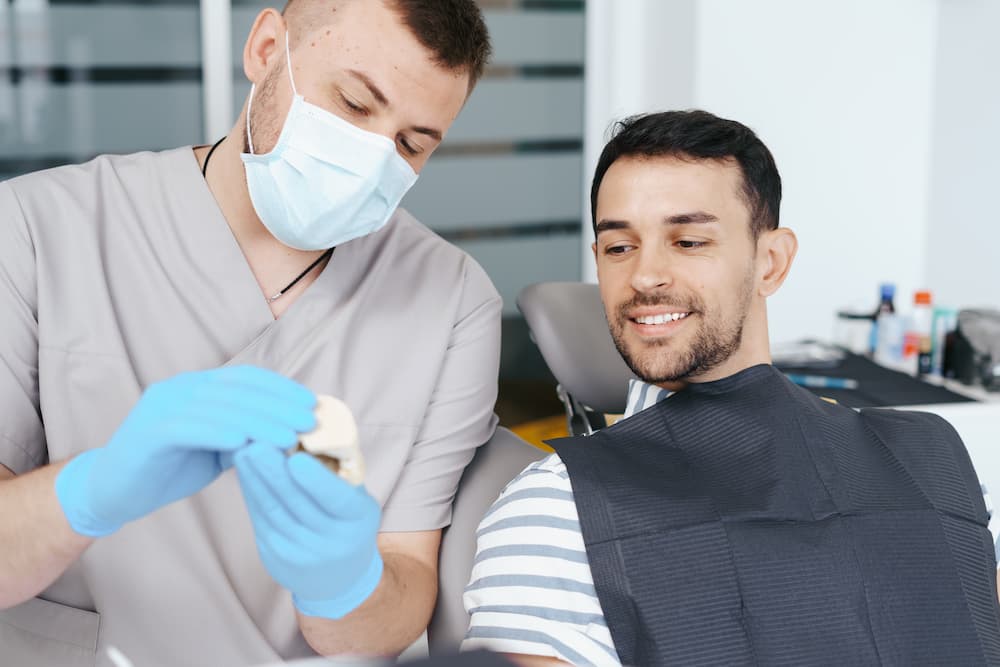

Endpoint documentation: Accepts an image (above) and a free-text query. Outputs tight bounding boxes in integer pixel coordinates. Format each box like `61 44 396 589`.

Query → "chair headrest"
517 282 635 414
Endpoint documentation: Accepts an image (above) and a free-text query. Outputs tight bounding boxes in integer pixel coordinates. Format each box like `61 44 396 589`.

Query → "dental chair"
516 281 635 436
427 426 546 655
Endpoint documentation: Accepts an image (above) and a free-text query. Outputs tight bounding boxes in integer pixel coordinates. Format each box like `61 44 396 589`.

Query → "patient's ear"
755 228 798 297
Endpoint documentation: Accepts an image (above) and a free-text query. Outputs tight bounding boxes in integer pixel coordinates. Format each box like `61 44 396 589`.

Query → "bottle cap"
914 290 932 305
880 283 895 300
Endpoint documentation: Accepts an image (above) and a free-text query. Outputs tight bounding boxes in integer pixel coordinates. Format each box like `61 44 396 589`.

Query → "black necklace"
201 137 334 303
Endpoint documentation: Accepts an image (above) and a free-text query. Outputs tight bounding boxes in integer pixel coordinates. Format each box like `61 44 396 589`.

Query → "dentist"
0 1 499 665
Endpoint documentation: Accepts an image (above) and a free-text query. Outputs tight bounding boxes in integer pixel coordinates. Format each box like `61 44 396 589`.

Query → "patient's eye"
677 239 706 249
604 243 635 256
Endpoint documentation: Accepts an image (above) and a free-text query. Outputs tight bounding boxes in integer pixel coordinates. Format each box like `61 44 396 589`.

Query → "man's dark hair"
388 0 492 88
590 110 782 240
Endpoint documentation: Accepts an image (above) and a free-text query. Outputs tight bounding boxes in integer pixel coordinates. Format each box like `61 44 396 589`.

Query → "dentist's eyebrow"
666 212 718 224
411 126 443 142
347 69 389 107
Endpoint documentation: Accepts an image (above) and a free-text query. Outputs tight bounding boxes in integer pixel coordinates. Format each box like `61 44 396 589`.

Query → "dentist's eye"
340 95 369 116
398 136 422 156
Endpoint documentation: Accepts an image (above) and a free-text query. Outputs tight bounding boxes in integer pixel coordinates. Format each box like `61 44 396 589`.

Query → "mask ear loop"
284 30 298 97
245 84 257 155
245 31 297 156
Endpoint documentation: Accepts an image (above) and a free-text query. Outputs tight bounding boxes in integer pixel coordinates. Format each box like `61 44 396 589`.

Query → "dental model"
293 395 365 485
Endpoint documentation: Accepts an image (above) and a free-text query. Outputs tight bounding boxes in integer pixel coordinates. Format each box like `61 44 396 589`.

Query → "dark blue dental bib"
549 364 1000 666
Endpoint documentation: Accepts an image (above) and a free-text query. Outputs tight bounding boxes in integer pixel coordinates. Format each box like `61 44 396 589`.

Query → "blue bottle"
869 283 896 355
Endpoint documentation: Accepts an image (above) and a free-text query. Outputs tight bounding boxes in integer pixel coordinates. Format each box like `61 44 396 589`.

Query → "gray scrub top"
0 148 501 666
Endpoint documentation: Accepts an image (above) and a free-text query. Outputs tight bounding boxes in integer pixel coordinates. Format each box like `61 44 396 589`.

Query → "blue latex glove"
234 442 383 619
55 366 317 537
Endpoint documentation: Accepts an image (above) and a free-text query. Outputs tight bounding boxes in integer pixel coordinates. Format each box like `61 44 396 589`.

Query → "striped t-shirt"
462 379 999 666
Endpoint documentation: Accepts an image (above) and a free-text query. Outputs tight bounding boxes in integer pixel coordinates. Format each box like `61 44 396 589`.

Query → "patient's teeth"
636 313 689 325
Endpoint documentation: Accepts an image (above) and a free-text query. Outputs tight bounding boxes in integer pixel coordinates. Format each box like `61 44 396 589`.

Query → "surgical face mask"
240 33 418 251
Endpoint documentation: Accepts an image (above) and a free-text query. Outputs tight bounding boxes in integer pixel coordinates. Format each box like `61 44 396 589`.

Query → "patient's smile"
634 312 690 325
628 308 693 339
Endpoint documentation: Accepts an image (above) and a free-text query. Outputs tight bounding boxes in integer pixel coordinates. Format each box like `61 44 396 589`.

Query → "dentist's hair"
283 0 492 89
590 110 782 241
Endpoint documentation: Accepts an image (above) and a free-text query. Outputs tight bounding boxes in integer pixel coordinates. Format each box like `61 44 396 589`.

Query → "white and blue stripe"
462 450 621 665
622 380 672 421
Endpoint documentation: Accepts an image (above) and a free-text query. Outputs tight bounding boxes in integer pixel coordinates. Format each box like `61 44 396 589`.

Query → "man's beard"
244 60 284 154
609 271 754 384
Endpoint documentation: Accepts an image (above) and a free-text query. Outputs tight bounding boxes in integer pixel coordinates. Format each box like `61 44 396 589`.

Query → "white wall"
584 0 995 345
924 0 1000 312
695 0 939 343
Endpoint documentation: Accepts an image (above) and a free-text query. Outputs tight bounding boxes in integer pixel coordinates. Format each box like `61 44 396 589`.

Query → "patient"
462 110 1000 666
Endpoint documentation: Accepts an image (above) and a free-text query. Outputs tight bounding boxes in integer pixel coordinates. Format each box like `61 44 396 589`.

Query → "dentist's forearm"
0 461 93 608
297 551 437 657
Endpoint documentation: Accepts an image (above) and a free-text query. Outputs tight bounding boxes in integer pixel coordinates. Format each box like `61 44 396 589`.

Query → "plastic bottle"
869 283 896 355
930 306 957 378
905 290 933 377
875 311 904 368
